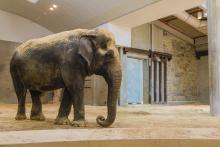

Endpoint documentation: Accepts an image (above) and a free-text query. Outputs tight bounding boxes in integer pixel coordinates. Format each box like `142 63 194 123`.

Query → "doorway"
125 57 144 104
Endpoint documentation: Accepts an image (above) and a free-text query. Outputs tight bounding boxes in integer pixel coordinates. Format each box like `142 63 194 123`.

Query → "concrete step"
1 128 220 147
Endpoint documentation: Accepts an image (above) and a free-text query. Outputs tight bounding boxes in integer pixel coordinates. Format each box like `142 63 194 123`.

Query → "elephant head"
78 28 122 127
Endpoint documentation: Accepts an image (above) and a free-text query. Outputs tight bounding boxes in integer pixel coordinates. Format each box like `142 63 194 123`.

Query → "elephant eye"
101 43 107 49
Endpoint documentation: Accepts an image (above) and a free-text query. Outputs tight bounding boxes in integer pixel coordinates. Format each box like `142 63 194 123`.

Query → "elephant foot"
54 117 70 125
15 114 27 120
30 112 45 121
71 120 88 127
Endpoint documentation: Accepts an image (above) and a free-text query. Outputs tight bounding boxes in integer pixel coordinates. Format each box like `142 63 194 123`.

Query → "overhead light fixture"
26 0 40 4
53 4 57 8
49 7 54 11
49 4 58 11
197 11 203 20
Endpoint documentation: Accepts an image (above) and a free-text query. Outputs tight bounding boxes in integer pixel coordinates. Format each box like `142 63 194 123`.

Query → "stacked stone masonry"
162 32 198 103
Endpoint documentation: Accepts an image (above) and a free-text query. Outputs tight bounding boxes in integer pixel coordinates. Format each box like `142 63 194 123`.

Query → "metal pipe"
174 11 207 34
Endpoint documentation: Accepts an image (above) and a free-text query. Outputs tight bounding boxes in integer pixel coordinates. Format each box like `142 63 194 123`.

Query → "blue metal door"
125 57 143 104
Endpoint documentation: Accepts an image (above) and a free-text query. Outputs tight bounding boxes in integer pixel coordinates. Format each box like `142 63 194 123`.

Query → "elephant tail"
10 52 27 99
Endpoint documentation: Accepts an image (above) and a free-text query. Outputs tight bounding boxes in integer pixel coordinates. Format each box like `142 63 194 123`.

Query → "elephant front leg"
60 65 87 127
54 88 71 125
71 82 88 127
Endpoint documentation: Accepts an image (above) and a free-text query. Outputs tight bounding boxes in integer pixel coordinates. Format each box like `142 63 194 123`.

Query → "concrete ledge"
2 139 220 147
167 101 195 105
1 128 220 147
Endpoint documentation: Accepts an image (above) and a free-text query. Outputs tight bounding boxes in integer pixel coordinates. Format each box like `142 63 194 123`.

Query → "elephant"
10 28 122 127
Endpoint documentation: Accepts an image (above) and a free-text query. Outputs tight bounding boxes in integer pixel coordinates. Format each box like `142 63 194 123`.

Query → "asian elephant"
10 28 122 127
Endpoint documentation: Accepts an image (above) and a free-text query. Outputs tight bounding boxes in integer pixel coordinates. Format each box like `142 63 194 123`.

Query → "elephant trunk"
96 62 122 127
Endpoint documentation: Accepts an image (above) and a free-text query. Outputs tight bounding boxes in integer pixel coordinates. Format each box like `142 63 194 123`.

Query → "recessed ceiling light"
49 7 54 11
26 0 39 4
53 4 57 8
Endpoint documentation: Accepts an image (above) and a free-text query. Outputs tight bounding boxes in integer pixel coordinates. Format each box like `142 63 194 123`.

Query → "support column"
208 0 220 115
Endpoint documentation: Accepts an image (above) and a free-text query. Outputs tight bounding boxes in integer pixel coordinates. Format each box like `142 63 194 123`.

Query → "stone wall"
197 56 209 104
162 31 198 102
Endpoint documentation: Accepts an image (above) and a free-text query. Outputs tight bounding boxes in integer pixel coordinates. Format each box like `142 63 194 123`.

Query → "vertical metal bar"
151 58 155 104
164 59 167 103
154 59 157 103
159 61 162 103
150 23 153 50
156 60 160 103
149 59 152 104
161 61 165 103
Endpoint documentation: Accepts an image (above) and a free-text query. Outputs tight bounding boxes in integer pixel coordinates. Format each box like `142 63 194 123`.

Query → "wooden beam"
123 47 172 61
152 20 194 45
152 51 172 61
123 47 150 55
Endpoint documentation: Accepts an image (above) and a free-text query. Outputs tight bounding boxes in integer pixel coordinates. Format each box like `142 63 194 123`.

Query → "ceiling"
160 7 207 39
0 0 159 32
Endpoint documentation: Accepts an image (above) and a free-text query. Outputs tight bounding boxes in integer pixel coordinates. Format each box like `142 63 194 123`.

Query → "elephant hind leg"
30 90 45 121
10 66 27 120
54 88 71 125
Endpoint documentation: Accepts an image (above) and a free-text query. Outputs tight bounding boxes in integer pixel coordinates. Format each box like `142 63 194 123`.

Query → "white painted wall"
0 10 52 43
98 23 131 47
131 23 164 51
152 24 164 52
111 0 206 27
131 23 151 50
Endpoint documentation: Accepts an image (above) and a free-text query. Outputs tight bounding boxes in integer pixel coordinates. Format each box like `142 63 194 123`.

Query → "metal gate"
122 48 172 105
149 51 171 104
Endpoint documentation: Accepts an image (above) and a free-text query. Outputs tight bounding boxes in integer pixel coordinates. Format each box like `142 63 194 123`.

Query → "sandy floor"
0 103 220 132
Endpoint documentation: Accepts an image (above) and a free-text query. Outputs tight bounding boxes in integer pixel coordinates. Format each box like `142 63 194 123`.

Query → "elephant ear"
78 37 94 67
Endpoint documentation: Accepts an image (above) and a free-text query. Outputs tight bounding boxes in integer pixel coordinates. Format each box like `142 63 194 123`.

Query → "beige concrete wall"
0 40 20 103
131 23 151 50
84 75 108 106
152 25 164 52
92 75 108 106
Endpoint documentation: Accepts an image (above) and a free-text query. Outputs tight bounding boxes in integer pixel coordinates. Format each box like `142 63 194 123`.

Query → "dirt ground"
0 103 220 131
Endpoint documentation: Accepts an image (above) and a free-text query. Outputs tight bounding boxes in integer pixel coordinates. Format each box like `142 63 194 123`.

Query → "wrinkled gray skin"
10 28 122 127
